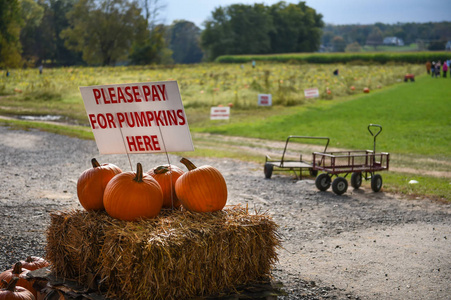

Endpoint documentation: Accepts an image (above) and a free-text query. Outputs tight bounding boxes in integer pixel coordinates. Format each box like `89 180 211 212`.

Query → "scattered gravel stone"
0 126 450 299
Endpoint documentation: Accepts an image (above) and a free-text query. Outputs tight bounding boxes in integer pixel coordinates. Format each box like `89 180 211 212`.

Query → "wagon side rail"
265 136 330 167
312 150 390 175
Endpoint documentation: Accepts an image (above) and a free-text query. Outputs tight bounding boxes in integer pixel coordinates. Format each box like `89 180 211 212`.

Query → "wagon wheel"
371 174 383 192
332 177 348 195
264 163 274 179
309 168 318 177
350 172 362 189
315 173 331 191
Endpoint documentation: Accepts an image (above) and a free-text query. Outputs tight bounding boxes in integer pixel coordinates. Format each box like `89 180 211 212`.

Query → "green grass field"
188 74 451 201
0 64 449 201
193 75 450 157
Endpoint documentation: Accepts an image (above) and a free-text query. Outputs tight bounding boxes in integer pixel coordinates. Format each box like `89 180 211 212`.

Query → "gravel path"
0 126 450 299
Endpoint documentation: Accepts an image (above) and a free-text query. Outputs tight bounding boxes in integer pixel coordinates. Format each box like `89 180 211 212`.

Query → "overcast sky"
162 0 451 28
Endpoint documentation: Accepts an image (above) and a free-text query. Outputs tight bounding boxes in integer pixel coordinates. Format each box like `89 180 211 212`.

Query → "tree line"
1 0 325 68
1 0 449 69
323 22 451 52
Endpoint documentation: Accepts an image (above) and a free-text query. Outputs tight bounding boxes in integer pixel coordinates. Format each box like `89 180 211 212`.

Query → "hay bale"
46 206 280 299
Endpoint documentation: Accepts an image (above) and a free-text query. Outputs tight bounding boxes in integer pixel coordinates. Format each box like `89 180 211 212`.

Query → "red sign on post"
79 81 194 154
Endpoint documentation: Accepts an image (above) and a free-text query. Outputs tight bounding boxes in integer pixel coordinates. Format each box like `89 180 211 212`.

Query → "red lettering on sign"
132 86 141 102
134 111 148 127
102 88 109 104
158 85 166 100
89 114 97 129
117 88 126 103
93 89 101 104
126 135 161 152
125 113 135 127
88 110 186 129
143 86 151 101
124 86 133 102
117 112 125 127
108 87 117 103
177 110 186 125
92 84 168 104
106 113 116 128
151 85 161 101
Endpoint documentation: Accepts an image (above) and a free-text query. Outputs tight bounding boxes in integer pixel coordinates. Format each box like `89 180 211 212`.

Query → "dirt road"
0 126 450 299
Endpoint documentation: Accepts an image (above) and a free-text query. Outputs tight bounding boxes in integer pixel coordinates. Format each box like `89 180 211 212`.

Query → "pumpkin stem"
180 157 197 171
91 158 100 168
12 262 22 274
5 277 19 292
134 163 144 182
154 165 170 174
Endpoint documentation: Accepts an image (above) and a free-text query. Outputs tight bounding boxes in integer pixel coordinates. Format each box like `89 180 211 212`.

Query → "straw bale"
46 206 280 299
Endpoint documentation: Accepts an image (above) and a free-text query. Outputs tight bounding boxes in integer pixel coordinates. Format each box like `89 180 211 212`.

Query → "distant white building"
383 37 405 46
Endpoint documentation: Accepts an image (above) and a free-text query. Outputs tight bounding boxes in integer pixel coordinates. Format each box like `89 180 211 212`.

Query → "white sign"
304 88 319 98
210 106 230 120
258 94 272 106
79 81 194 154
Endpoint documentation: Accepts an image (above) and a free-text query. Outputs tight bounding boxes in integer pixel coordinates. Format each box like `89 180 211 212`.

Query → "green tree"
167 20 203 64
129 24 172 65
0 0 23 68
269 1 324 53
366 27 383 49
40 0 82 66
345 42 361 52
201 1 322 61
227 4 273 55
201 7 233 60
61 0 146 65
202 3 274 60
19 0 44 65
332 36 346 52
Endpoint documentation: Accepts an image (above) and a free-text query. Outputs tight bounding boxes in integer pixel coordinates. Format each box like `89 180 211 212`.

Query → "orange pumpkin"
147 165 184 208
0 277 35 300
175 158 227 213
103 163 163 221
0 262 36 299
18 256 49 271
77 158 122 211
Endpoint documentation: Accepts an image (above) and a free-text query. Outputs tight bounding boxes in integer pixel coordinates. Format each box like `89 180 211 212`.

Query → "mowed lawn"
194 74 451 158
190 74 450 200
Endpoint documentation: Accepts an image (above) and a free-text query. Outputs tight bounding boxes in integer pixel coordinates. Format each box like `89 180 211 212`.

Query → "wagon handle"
368 124 382 159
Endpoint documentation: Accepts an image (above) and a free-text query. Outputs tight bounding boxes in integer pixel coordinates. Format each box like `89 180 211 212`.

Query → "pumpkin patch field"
0 62 423 122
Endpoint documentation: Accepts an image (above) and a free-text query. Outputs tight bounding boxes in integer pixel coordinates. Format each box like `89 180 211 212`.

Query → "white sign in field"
304 88 319 98
258 94 272 106
210 106 230 120
79 81 194 154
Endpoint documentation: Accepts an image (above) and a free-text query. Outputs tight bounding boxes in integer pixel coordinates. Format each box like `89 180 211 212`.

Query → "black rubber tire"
315 173 331 191
309 169 318 177
350 172 362 189
264 163 273 179
332 177 348 195
371 174 383 192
